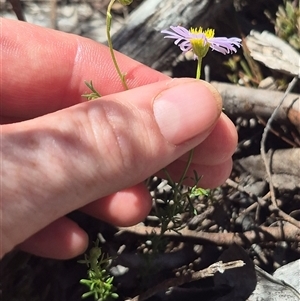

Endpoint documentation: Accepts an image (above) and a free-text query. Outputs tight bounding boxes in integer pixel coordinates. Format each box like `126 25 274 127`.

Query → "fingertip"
18 217 88 259
153 79 222 145
81 183 152 227
191 113 238 165
200 80 223 112
196 158 233 188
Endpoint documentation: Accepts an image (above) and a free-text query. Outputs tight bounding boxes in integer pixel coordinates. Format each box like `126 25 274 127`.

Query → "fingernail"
153 79 222 145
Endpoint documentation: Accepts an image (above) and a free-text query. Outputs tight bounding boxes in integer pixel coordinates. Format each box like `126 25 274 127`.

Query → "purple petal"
178 41 192 52
161 31 184 40
161 26 193 51
168 26 191 38
208 37 242 54
161 25 242 58
161 26 192 40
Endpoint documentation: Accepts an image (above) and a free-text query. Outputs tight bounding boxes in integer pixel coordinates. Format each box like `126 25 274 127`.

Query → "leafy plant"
78 240 118 301
275 0 300 50
82 81 102 100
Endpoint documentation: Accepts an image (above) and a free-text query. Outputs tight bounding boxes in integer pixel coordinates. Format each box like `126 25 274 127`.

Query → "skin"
0 18 238 259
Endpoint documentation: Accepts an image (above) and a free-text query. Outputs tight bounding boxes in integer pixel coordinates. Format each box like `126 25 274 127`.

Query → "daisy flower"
161 26 242 78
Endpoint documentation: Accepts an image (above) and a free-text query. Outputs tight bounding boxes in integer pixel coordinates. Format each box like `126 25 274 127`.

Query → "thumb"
1 78 222 253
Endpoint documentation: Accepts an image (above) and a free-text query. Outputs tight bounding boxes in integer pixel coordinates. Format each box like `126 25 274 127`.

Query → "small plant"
275 0 300 50
226 0 299 88
78 240 118 300
223 53 264 87
157 24 241 238
82 81 102 100
156 170 208 235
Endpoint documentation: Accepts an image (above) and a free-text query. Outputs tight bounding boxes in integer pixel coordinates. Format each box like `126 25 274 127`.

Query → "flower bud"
118 0 133 5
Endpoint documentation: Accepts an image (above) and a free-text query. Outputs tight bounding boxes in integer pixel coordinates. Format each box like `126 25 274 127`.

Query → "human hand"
0 18 237 259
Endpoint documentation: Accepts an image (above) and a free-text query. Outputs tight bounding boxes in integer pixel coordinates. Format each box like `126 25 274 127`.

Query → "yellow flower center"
190 27 215 38
189 27 215 59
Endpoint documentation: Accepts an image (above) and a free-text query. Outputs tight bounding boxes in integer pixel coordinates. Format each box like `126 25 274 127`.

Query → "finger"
179 113 237 165
18 217 88 259
1 78 222 256
80 183 152 226
0 18 168 120
18 183 152 258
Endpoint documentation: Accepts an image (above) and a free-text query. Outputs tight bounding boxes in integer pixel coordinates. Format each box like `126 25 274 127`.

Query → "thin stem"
161 148 194 233
164 146 194 203
106 0 129 90
178 148 194 188
260 76 298 208
163 148 194 205
162 168 173 186
196 58 202 79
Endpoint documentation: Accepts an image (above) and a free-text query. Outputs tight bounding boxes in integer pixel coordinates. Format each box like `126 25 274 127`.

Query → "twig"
260 76 298 209
8 0 26 21
50 0 57 29
118 222 300 246
238 191 270 216
211 82 300 129
226 178 300 229
126 260 245 301
257 116 298 147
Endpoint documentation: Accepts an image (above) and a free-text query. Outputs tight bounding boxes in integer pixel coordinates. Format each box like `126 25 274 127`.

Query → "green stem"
163 148 194 190
163 147 194 204
190 59 202 192
106 0 129 90
196 58 202 80
178 148 194 188
162 168 174 186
